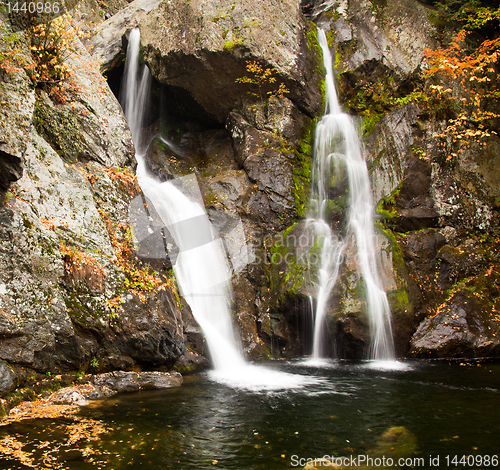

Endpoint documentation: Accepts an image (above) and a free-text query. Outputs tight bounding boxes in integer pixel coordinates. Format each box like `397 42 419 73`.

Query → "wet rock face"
410 291 500 358
0 361 15 397
139 0 323 122
143 106 311 359
368 96 500 357
313 0 436 76
89 0 164 71
368 105 419 203
394 159 439 232
0 152 23 195
0 142 186 372
0 45 35 197
0 30 186 374
226 111 297 231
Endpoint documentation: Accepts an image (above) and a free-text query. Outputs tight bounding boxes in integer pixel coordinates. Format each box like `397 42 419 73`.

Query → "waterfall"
309 29 395 361
122 29 245 371
121 29 151 155
120 28 320 388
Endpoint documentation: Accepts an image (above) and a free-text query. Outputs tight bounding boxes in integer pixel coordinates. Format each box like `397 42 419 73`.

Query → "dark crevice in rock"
0 151 23 197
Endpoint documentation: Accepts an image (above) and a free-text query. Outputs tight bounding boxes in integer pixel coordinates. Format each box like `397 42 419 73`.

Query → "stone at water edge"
0 361 15 397
410 290 500 358
0 399 7 418
48 371 183 406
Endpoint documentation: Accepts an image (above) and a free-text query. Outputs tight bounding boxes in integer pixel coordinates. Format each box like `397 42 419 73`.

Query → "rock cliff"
1 0 499 401
0 11 187 396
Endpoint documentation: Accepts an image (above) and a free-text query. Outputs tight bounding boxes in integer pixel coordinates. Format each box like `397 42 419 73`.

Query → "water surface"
1 360 499 469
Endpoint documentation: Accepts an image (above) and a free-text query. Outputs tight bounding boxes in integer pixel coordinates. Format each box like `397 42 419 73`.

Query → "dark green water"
1 360 499 469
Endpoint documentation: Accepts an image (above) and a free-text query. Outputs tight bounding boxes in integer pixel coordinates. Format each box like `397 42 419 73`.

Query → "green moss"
325 29 336 48
268 247 306 305
291 118 316 217
305 21 326 108
3 191 14 204
341 73 403 136
22 216 34 229
325 9 340 22
223 38 245 51
64 291 107 330
334 49 342 69
265 223 319 310
223 28 246 52
34 94 86 162
375 182 402 230
387 289 410 312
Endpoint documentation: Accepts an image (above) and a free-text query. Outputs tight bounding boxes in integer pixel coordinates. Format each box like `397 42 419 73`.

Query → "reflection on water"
0 360 499 469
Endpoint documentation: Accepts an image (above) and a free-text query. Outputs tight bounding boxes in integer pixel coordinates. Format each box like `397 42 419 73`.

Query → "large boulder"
139 0 323 122
410 290 500 358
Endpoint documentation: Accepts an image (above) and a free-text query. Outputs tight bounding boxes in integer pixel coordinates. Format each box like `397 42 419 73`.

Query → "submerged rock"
372 425 418 459
302 425 417 469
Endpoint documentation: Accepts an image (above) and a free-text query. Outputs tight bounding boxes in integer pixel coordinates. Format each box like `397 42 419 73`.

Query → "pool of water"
1 359 499 469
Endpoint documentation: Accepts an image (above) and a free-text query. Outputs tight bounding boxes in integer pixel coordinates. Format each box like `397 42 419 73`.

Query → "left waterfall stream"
121 28 318 391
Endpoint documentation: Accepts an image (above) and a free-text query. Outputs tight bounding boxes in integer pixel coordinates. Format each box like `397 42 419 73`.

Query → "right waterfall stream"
309 29 395 361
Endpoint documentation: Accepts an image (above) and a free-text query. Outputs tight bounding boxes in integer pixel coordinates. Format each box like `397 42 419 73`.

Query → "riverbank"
1 370 182 424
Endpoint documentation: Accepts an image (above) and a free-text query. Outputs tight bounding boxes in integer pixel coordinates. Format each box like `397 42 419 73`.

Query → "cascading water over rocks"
121 28 320 389
308 29 395 361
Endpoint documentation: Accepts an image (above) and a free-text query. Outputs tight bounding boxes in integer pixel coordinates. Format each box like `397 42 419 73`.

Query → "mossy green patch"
34 94 87 162
291 119 315 217
375 182 403 230
305 21 326 110
64 291 107 330
223 37 246 52
387 288 411 314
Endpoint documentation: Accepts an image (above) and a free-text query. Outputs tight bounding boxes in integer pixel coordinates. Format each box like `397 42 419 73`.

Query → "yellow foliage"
235 60 290 101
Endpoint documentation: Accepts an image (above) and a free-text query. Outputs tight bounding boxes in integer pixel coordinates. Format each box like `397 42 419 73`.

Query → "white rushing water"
122 28 321 390
122 29 243 372
309 29 395 361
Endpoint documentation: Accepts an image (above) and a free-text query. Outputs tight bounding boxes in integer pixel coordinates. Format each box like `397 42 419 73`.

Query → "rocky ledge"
1 371 182 422
48 370 183 405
